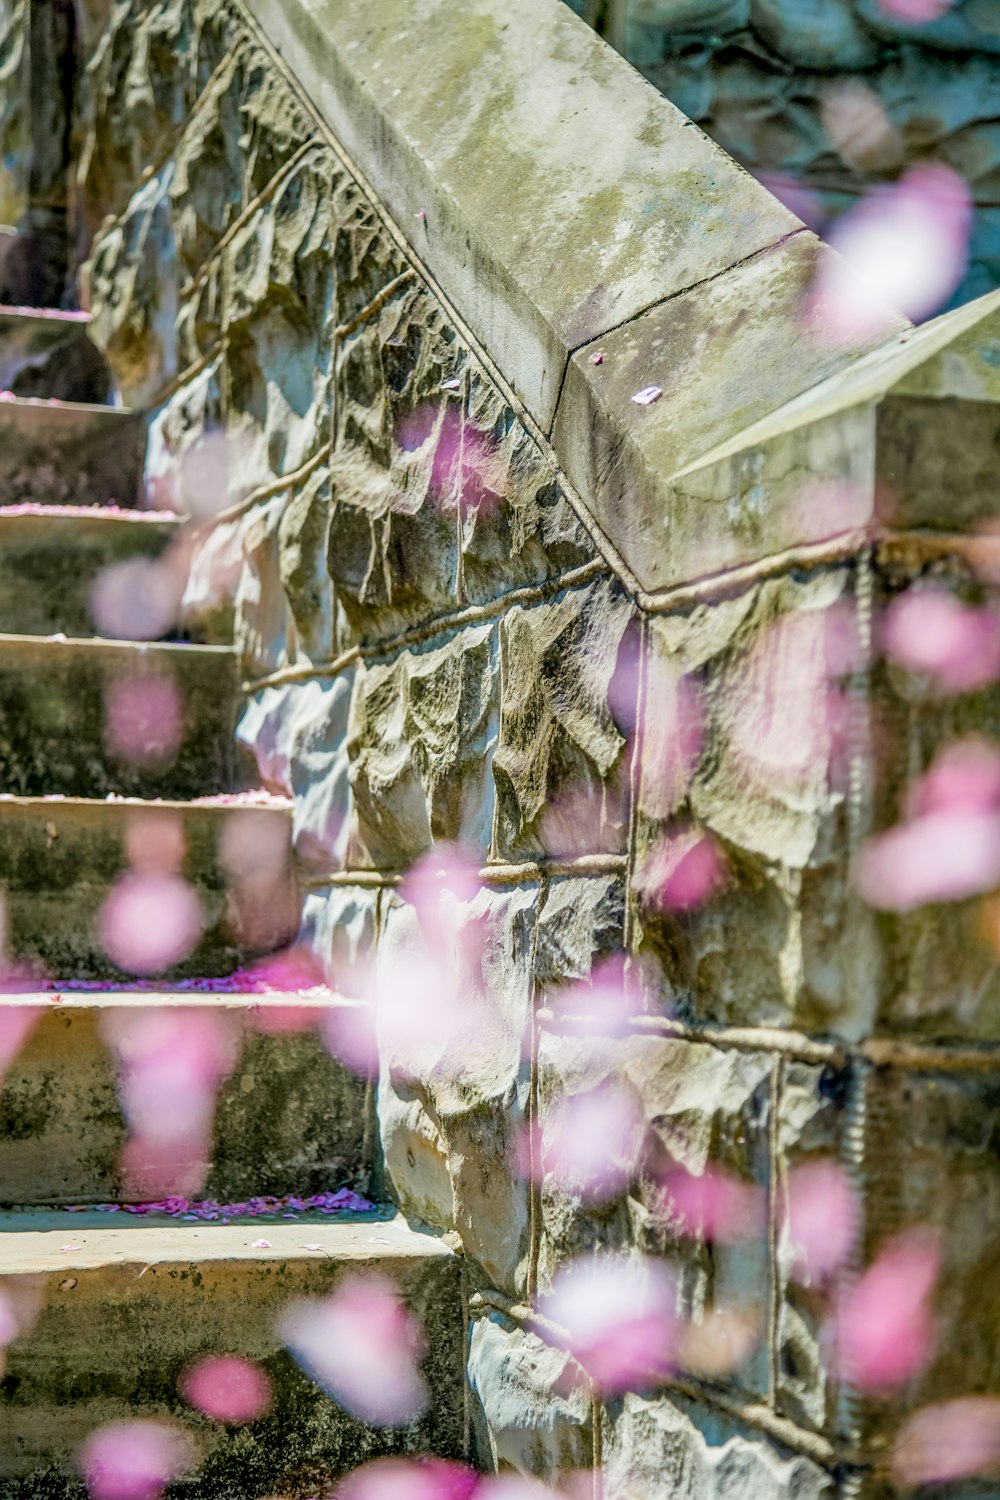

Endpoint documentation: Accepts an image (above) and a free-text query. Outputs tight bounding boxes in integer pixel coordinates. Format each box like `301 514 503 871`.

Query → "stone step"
0 992 370 1206
0 508 183 638
0 306 114 404
0 634 241 799
0 1213 463 1497
0 396 146 508
0 797 298 982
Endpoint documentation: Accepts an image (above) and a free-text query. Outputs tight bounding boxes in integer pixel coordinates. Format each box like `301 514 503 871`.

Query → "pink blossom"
834 1229 940 1393
100 873 203 974
0 1005 43 1080
540 1256 676 1393
280 1274 427 1424
639 656 705 820
893 1397 1000 1487
334 1459 478 1500
856 807 1000 911
320 998 378 1076
784 1159 857 1282
400 844 482 943
105 672 183 769
883 589 1000 694
659 1164 765 1243
177 430 235 522
536 778 628 859
118 1132 211 1200
179 1355 271 1423
821 83 899 174
517 1083 646 1202
807 165 972 343
878 0 954 20
544 955 642 1036
635 829 724 913
80 1421 194 1500
908 738 1000 819
90 558 181 641
397 404 499 520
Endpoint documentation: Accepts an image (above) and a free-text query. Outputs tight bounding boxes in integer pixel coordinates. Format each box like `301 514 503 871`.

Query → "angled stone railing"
64 0 1000 1495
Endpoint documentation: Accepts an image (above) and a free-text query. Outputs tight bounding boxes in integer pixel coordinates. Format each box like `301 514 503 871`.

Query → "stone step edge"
0 504 181 522
0 793 292 811
0 988 362 1009
0 305 91 324
0 1211 449 1274
0 630 235 656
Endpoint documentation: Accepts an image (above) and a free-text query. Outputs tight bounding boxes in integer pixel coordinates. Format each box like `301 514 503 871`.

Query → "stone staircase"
0 286 463 1496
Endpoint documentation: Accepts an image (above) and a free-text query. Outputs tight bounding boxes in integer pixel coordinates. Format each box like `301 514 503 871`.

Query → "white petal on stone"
631 385 663 406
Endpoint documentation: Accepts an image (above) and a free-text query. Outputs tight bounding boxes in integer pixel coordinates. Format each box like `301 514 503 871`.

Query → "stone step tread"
0 987 345 1007
0 634 242 799
0 796 297 983
0 304 91 329
0 1210 444 1273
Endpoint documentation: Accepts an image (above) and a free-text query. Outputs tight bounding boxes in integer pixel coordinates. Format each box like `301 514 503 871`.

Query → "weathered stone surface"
536 1027 773 1400
297 884 379 995
239 677 355 870
493 576 633 860
0 399 146 509
347 624 499 870
467 1313 593 1480
633 566 880 1037
378 885 535 1295
0 310 112 405
602 1391 835 1500
553 234 903 595
0 798 297 981
0 1214 464 1498
279 463 336 663
0 636 239 799
0 995 369 1204
0 511 180 639
0 0 27 228
244 0 802 433
534 872 626 985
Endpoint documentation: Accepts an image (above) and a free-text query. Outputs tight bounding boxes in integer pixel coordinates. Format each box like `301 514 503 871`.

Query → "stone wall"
59 0 1000 1495
567 0 1000 306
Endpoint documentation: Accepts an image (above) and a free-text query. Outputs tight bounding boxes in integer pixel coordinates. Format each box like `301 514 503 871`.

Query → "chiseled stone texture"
377 884 536 1297
0 0 27 227
536 1027 773 1402
534 872 626 985
633 565 880 1038
494 575 634 861
602 1391 835 1500
467 1313 594 1481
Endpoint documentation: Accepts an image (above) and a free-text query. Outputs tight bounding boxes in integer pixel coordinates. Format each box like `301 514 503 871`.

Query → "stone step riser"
0 1000 370 1206
0 636 243 799
0 513 185 638
0 1221 464 1497
0 399 146 509
0 309 114 404
0 800 298 982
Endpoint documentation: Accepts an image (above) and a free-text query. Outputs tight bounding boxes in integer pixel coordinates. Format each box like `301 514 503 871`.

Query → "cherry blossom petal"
834 1228 940 1393
908 738 1000 819
334 1458 478 1500
541 1256 676 1394
518 1083 646 1202
179 1355 271 1423
635 829 724 913
105 672 183 769
883 589 1000 694
660 1164 765 1243
856 808 1000 911
785 1159 857 1283
100 873 203 974
80 1421 194 1500
893 1397 1000 1487
280 1274 427 1425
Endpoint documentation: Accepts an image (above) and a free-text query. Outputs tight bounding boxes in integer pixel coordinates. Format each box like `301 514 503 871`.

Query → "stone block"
602 1391 835 1500
534 872 626 986
297 883 379 994
632 565 880 1037
552 234 898 596
493 575 634 861
536 1027 773 1402
347 623 500 870
279 462 336 663
235 495 296 676
467 1313 594 1480
378 884 536 1295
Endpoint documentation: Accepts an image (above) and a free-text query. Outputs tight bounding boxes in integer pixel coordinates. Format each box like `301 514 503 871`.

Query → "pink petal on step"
80 1420 193 1500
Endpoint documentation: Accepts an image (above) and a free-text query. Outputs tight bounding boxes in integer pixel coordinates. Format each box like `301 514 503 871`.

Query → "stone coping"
242 0 909 593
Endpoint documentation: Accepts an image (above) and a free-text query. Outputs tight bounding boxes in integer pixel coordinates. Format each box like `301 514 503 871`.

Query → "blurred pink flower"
785 1159 857 1282
179 1354 271 1424
659 1164 765 1243
100 873 203 974
397 404 499 520
105 672 183 769
177 430 235 522
543 954 642 1037
335 1458 478 1500
834 1229 940 1393
80 1421 194 1500
908 738 1000 820
0 1005 42 1081
879 0 954 19
90 558 181 641
280 1274 427 1424
517 1082 646 1202
635 829 724 913
856 806 1000 911
640 657 705 821
807 165 972 343
125 812 186 875
320 997 378 1076
117 1132 211 1200
400 844 482 944
893 1397 1000 1487
883 589 1000 694
541 1256 676 1393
